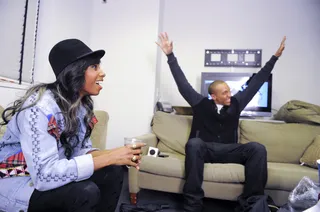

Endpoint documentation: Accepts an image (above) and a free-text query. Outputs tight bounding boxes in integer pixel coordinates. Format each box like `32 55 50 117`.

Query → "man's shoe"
266 195 279 212
268 204 279 212
183 203 203 212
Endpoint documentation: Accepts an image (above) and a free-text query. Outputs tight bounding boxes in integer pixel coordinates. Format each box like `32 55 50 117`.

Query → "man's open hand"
156 32 173 55
275 36 286 57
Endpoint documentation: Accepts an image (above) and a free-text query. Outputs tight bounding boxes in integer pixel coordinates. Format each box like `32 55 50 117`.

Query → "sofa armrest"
128 133 158 198
135 133 158 155
128 167 140 195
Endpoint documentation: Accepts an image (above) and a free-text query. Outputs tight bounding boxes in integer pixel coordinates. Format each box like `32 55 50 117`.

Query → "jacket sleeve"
233 55 278 111
73 138 99 156
18 106 94 191
167 53 204 107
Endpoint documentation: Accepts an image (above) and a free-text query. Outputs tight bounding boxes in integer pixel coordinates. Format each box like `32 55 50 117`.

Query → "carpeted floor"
115 168 238 212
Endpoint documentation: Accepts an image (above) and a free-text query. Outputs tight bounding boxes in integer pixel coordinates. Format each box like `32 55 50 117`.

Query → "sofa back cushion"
299 135 320 169
91 110 109 150
152 111 192 155
239 120 320 163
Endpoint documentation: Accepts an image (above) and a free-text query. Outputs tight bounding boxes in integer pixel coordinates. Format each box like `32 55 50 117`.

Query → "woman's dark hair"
1 56 101 159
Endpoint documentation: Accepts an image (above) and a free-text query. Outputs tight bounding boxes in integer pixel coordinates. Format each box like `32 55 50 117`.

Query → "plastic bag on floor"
278 176 320 212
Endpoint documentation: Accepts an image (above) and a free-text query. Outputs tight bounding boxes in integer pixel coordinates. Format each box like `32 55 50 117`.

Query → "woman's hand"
92 142 145 170
110 145 143 168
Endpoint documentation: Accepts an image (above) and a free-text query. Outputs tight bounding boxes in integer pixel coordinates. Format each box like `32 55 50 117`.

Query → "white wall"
0 0 25 80
0 0 93 105
89 0 160 149
158 0 320 110
0 87 26 108
33 0 93 83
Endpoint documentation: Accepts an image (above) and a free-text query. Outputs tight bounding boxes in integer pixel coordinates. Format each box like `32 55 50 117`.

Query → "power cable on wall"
30 0 40 84
19 0 29 85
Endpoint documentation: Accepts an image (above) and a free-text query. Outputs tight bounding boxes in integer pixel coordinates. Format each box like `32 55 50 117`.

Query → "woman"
0 39 144 212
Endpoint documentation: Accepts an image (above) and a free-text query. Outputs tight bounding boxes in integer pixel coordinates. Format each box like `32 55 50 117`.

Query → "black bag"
120 203 180 212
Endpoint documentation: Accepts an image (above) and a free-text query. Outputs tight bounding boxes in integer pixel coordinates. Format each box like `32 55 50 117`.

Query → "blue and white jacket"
0 90 97 212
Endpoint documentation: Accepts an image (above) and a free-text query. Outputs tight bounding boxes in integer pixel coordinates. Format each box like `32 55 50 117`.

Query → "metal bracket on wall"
204 49 262 67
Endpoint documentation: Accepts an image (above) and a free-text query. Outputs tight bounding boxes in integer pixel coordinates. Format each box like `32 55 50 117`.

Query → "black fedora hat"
49 39 105 78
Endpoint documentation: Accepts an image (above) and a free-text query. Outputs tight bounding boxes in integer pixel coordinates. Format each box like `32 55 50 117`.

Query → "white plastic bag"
303 200 320 212
283 176 320 211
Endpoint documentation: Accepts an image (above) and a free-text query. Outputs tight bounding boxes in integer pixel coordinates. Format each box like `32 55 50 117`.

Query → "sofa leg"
130 193 137 204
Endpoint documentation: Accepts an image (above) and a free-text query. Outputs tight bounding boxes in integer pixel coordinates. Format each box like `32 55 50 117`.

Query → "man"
156 32 286 212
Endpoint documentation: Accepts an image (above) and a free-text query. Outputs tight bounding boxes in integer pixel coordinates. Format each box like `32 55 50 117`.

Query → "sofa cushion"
300 135 320 169
266 162 318 191
239 120 320 164
140 154 245 183
157 142 179 154
139 155 318 192
152 111 192 155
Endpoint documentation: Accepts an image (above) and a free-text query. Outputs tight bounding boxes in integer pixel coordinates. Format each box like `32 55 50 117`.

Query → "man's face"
210 82 231 106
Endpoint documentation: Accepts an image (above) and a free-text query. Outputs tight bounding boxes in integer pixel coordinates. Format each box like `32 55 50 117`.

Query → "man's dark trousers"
183 138 268 212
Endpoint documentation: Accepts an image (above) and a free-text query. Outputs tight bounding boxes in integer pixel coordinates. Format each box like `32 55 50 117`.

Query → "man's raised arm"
234 36 286 111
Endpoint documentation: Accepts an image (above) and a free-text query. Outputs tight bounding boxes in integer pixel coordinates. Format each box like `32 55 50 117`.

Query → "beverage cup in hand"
124 137 145 168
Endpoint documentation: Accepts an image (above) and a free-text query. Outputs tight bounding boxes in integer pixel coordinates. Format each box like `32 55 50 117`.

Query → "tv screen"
200 72 272 117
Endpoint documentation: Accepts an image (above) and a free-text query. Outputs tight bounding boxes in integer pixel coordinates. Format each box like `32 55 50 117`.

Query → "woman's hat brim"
76 49 105 61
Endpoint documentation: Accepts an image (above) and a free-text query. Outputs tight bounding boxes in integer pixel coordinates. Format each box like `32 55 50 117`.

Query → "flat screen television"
200 72 273 117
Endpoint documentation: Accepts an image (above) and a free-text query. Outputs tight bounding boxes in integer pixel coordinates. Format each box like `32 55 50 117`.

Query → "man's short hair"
208 80 226 95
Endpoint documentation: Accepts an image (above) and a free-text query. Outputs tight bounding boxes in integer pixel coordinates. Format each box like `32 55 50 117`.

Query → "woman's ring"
132 155 137 162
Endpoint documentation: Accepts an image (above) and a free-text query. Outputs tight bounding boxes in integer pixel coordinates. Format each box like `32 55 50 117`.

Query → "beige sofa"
0 105 109 150
90 110 109 149
129 111 320 206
